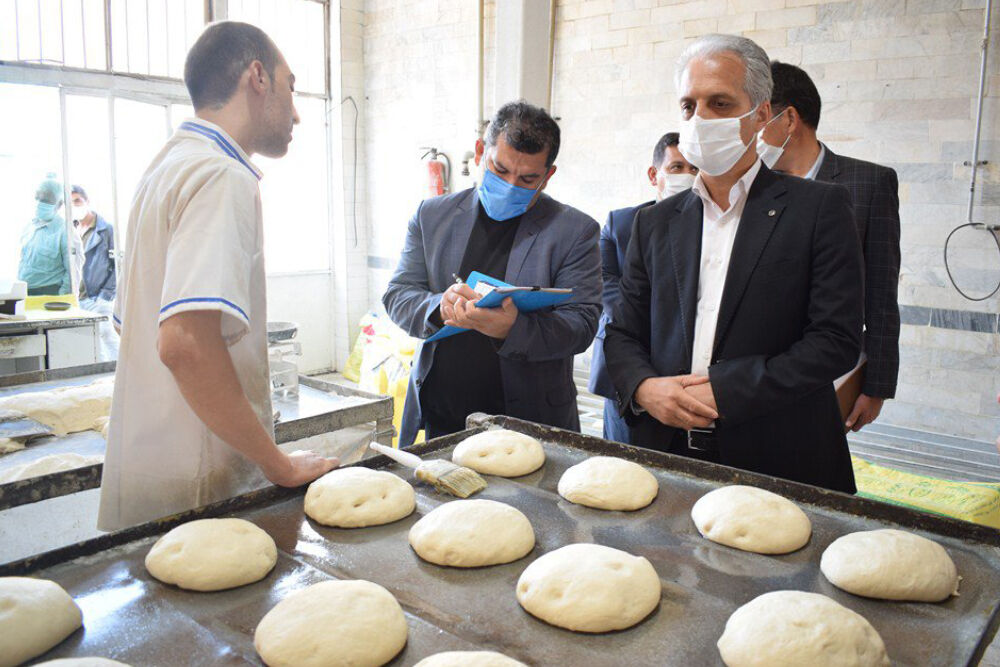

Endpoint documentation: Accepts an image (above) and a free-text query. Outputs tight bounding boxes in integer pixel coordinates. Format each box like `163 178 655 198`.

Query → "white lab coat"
98 119 271 531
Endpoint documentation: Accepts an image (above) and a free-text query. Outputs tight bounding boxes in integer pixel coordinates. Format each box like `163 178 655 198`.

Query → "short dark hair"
770 61 822 130
484 101 561 167
652 132 680 168
71 185 88 201
184 21 280 110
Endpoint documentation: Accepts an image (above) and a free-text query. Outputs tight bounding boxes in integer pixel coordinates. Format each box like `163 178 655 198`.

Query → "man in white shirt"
99 22 336 530
603 34 864 493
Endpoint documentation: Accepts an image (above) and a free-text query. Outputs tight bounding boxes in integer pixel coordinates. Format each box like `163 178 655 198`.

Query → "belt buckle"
687 428 715 452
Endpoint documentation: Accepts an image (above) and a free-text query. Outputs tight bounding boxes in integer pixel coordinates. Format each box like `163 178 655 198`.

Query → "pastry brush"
369 442 487 498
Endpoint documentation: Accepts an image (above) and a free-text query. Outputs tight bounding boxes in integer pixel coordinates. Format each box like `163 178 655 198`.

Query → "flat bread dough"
0 577 83 667
691 485 811 554
516 543 661 632
254 580 408 667
409 499 534 567
557 456 658 511
452 429 545 477
36 660 132 666
717 590 889 667
0 453 103 483
414 652 527 667
305 467 415 528
821 529 960 602
0 437 27 455
145 518 277 591
0 379 113 436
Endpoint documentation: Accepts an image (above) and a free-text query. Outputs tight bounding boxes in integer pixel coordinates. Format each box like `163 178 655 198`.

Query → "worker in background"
71 185 119 360
589 132 698 443
383 101 602 446
18 175 72 296
98 22 336 531
604 34 863 494
759 61 901 433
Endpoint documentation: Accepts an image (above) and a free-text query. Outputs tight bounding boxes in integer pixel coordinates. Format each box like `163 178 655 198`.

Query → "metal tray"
3 414 999 666
0 366 393 510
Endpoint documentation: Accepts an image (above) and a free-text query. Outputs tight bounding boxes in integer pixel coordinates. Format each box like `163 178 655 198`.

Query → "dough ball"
0 577 83 667
821 529 960 602
409 499 534 567
414 652 526 667
516 543 661 633
717 590 889 667
254 580 408 667
452 430 545 477
691 485 811 554
36 660 131 666
557 456 658 511
305 467 415 528
145 518 277 592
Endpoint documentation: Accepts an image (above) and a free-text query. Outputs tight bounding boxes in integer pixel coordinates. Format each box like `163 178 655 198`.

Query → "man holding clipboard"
383 101 602 445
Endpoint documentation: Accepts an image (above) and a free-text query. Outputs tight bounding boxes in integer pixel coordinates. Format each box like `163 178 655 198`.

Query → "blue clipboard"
425 271 573 342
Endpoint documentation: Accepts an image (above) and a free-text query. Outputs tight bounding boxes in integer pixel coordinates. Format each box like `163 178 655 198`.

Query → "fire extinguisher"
420 147 451 197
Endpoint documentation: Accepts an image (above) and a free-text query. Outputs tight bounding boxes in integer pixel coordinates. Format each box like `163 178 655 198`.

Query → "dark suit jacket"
383 188 602 447
588 201 655 399
815 145 900 398
604 165 864 493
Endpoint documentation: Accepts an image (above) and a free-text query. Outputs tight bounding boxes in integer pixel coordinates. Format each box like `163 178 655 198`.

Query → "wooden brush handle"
369 442 422 469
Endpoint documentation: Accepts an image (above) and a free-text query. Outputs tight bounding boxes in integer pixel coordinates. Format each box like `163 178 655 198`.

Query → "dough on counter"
413 652 527 667
254 580 408 667
0 379 113 436
691 485 811 554
451 429 545 477
0 453 103 483
92 416 110 439
36 660 132 666
717 590 889 667
0 437 26 455
557 456 658 511
821 529 960 602
516 543 661 633
408 499 534 567
145 518 277 591
0 577 83 667
304 467 415 528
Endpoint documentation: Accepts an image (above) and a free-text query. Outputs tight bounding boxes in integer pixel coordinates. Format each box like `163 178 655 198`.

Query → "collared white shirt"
690 158 764 377
99 118 271 531
804 143 827 181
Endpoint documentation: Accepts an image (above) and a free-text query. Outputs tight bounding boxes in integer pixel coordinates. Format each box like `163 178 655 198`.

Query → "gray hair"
484 100 561 167
674 34 773 108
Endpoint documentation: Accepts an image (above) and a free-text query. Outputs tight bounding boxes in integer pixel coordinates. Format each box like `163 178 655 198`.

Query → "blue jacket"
587 201 654 399
79 214 117 300
383 187 602 447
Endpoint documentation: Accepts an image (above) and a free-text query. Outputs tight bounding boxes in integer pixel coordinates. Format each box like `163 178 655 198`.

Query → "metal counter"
3 415 998 666
0 365 393 510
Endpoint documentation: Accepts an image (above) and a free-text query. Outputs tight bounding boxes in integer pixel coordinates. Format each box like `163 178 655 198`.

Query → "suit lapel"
506 195 550 284
668 192 703 362
713 167 786 352
814 143 840 183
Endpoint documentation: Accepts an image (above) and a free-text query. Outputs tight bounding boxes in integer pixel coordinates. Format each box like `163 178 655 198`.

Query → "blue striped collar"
178 119 263 181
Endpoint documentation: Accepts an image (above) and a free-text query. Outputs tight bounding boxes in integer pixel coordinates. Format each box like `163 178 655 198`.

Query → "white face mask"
678 104 759 177
657 172 696 201
72 205 89 223
756 109 790 169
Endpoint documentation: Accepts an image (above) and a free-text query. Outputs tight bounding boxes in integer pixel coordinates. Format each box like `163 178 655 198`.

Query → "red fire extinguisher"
421 147 451 197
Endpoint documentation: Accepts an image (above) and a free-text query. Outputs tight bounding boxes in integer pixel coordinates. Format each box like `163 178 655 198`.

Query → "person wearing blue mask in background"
19 175 72 296
383 100 602 446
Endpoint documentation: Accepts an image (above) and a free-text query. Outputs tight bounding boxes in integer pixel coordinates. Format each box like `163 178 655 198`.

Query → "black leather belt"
686 428 718 453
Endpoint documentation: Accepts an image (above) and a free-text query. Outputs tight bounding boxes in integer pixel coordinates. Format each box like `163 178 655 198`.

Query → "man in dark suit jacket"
604 34 864 493
384 101 602 447
759 61 901 433
589 132 698 443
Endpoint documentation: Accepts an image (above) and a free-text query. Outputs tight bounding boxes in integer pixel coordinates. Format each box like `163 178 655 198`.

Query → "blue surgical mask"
478 167 544 221
35 201 57 222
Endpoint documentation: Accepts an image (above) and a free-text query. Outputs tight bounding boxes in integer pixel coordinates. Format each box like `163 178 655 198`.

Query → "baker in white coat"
98 22 337 531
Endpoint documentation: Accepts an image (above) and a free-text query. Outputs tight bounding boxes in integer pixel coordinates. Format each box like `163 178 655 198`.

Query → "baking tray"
3 414 999 666
0 367 393 510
